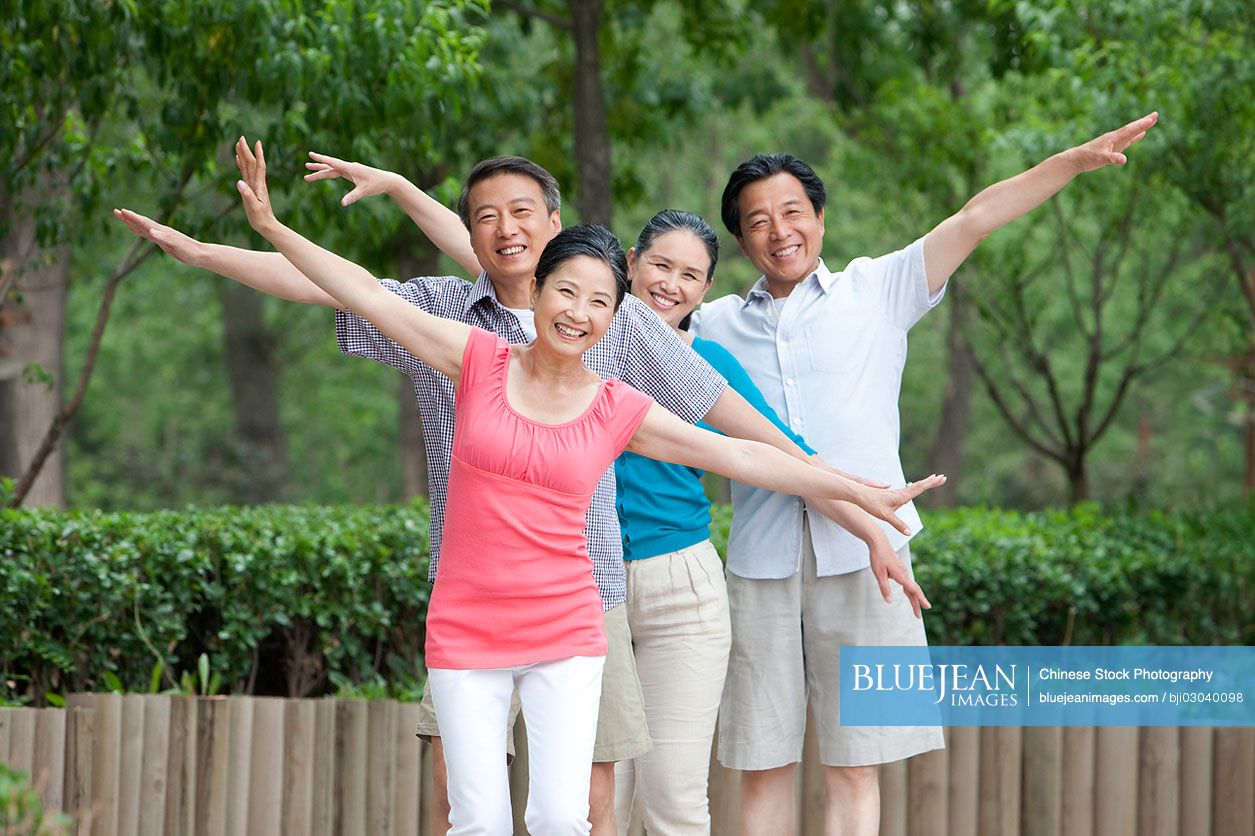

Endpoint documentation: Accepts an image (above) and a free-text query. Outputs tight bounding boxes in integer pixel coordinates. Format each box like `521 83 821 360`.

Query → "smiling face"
628 229 714 328
530 255 619 358
467 172 562 286
736 172 825 296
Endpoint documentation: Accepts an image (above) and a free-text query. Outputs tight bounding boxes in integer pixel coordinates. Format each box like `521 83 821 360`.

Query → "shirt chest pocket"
803 310 879 374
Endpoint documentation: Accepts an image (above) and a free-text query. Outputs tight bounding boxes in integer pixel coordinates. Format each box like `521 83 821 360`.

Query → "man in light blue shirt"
693 112 1158 835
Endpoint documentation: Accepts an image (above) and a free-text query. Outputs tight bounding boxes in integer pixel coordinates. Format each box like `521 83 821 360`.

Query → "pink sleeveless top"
425 327 655 669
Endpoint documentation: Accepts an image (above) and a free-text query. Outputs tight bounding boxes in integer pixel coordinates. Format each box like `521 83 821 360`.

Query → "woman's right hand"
112 208 206 267
235 136 279 236
304 151 400 207
856 474 947 536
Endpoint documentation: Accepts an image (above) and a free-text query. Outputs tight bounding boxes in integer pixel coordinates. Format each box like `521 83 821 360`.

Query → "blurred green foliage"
3 503 1251 704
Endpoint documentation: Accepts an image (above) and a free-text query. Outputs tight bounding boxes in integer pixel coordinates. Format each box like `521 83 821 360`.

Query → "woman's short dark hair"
720 154 827 237
635 209 719 282
457 155 561 229
535 224 630 309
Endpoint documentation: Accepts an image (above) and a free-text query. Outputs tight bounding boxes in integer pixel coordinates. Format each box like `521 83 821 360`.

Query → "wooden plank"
1179 726 1213 836
947 726 980 836
7 706 37 776
247 697 285 836
393 702 422 836
800 710 824 836
907 742 949 836
880 756 908 836
1214 727 1255 836
978 726 1021 836
138 695 171 836
708 720 740 836
226 697 254 836
1021 726 1062 836
334 700 368 836
1137 727 1179 836
194 697 230 836
283 699 317 836
312 700 337 836
64 707 95 836
367 700 397 836
163 697 197 836
33 705 67 814
0 708 12 763
1094 726 1138 836
115 696 146 836
1060 726 1095 836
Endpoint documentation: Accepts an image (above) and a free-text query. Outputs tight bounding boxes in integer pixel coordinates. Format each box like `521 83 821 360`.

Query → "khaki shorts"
718 520 944 770
416 603 652 763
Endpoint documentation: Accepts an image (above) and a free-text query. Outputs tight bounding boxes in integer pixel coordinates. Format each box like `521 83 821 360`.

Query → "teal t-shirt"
613 336 815 561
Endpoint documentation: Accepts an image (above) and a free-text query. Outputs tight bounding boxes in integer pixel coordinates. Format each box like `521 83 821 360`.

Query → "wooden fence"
2 695 1252 835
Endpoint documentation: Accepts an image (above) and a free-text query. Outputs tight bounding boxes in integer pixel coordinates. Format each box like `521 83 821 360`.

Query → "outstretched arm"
113 208 343 308
923 112 1158 294
626 402 944 535
235 137 470 380
304 152 483 278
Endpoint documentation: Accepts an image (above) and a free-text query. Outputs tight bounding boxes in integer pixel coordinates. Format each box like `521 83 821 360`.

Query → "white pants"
613 541 731 835
428 655 605 835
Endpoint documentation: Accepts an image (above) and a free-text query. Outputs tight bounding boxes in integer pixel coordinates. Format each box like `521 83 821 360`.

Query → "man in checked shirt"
117 150 917 834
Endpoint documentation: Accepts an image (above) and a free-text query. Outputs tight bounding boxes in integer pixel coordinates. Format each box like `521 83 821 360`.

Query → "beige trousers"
613 540 731 835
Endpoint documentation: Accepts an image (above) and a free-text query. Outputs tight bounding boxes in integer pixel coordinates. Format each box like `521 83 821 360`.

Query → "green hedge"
3 503 1251 704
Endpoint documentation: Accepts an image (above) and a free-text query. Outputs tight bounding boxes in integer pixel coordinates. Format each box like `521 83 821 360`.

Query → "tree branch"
494 0 572 30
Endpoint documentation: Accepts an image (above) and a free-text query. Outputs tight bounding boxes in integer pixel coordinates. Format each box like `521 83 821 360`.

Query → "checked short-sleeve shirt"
336 274 727 611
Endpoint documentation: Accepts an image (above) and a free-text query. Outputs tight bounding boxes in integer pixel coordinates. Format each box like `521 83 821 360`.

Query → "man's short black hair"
457 155 561 229
720 154 827 237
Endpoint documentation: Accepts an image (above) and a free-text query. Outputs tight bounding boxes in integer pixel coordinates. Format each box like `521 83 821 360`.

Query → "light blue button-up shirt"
691 237 944 579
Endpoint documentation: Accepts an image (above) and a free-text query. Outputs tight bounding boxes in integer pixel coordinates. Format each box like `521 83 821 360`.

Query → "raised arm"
923 111 1158 294
113 208 343 308
626 401 944 535
304 152 483 277
235 137 469 380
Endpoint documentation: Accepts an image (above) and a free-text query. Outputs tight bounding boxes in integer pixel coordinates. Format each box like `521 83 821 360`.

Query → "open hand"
1072 112 1158 173
112 208 205 266
235 136 278 234
869 536 931 619
858 474 946 536
304 152 399 207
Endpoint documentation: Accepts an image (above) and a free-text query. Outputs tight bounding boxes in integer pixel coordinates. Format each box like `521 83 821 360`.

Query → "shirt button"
786 378 794 386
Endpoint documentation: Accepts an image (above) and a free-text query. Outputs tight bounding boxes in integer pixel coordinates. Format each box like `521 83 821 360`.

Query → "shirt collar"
463 272 501 315
742 258 834 308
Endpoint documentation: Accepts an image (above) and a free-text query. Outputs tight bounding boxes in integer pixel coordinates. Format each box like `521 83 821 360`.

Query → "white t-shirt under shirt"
691 238 945 579
504 307 536 341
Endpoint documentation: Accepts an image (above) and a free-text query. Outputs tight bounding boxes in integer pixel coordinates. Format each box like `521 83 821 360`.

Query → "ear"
626 247 638 273
696 278 714 305
529 277 539 306
549 211 562 233
736 235 751 259
816 207 826 234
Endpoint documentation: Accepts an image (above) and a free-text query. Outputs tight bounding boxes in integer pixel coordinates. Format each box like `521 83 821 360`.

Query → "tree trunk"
394 234 441 499
927 288 975 506
0 182 68 507
216 282 288 504
1243 340 1255 497
568 0 613 226
1066 451 1089 504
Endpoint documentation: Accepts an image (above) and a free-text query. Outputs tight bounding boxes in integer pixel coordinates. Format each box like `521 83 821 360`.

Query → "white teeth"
555 323 586 338
773 245 800 258
650 292 678 308
498 245 525 256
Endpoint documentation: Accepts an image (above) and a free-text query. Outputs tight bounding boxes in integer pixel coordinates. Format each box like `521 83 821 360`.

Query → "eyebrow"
746 198 805 219
473 196 538 218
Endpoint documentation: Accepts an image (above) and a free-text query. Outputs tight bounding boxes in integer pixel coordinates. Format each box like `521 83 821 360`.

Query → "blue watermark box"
839 646 1253 726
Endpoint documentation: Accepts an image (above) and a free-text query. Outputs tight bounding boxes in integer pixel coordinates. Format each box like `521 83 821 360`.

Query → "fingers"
875 569 893 605
308 150 349 167
342 187 365 207
303 163 340 182
901 474 946 502
885 511 912 537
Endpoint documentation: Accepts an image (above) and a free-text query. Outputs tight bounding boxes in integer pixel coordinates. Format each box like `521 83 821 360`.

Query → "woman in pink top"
231 138 941 835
